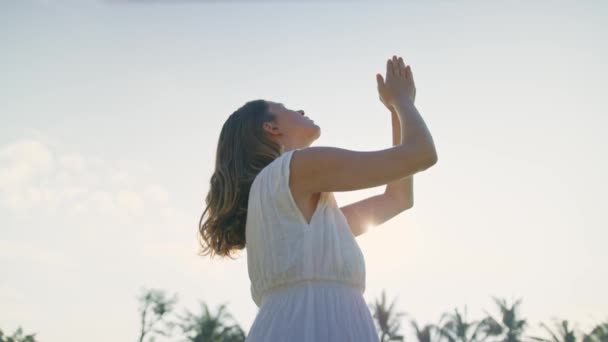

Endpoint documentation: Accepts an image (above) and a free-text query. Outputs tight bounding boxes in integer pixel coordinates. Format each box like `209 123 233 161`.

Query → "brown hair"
198 99 282 259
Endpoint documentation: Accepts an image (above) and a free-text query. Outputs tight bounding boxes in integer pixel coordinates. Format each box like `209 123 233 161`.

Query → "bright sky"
1 0 607 341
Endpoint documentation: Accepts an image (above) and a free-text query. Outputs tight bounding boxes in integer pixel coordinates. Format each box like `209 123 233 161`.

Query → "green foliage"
369 289 406 341
177 301 245 342
0 327 38 342
583 322 608 342
438 306 488 342
409 318 442 342
137 288 179 342
481 297 528 342
530 319 578 342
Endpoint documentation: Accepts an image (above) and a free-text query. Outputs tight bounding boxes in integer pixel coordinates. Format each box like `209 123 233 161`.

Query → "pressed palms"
481 297 528 342
438 306 488 342
370 289 406 342
530 319 577 342
178 301 245 342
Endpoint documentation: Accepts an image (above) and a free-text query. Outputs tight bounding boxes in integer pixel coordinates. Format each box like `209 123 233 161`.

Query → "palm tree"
137 288 178 342
529 319 577 342
409 317 442 342
0 327 38 342
178 301 246 342
481 297 528 342
369 289 406 341
583 321 608 342
438 306 489 342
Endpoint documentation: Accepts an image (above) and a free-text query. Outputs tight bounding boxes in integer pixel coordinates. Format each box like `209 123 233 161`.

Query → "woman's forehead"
268 101 286 111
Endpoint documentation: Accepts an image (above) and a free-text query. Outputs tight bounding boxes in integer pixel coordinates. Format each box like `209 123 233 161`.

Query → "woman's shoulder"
256 149 300 178
250 151 294 198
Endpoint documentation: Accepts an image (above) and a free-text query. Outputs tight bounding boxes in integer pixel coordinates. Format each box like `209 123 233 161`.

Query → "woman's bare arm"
339 106 415 237
291 99 437 195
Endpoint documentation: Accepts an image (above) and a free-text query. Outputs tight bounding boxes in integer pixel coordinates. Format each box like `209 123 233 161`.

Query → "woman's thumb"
376 73 384 89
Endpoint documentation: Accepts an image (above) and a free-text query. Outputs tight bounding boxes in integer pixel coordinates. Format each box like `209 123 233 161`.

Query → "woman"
199 55 438 341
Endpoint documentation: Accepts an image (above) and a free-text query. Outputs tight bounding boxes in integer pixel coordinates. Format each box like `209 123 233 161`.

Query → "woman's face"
264 100 321 150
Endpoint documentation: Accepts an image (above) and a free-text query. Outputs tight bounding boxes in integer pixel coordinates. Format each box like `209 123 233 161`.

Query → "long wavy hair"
199 99 283 259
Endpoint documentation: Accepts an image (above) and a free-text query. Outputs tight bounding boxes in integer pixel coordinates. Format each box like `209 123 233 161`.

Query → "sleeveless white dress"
245 149 379 341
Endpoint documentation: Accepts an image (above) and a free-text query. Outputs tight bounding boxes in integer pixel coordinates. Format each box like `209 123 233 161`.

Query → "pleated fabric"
245 149 379 342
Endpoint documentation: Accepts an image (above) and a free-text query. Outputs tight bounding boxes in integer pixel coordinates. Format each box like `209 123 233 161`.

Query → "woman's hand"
377 55 416 111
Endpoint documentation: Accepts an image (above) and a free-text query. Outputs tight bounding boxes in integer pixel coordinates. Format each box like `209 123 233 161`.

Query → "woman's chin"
313 126 321 140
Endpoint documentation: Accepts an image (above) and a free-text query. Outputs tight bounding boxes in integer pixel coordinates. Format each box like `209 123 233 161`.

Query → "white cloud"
89 189 116 214
0 140 54 188
0 240 74 269
143 184 170 204
116 190 145 215
58 154 86 173
0 140 54 167
0 139 177 220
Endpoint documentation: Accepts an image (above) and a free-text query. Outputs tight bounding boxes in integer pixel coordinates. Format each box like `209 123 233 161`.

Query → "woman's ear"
263 122 280 136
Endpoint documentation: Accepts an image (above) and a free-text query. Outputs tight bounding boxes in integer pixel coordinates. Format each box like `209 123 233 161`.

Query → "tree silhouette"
177 301 246 342
438 306 488 342
369 289 406 341
0 327 38 342
481 297 528 342
583 321 608 342
408 317 442 342
137 288 178 342
530 319 577 342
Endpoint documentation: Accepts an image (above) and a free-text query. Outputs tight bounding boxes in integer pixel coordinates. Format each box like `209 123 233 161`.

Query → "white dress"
245 149 379 341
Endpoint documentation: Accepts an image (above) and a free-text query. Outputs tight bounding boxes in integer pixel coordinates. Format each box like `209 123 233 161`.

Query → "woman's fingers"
380 54 415 104
376 73 384 89
407 64 413 80
398 57 407 78
391 55 399 77
388 55 408 78
386 59 393 81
